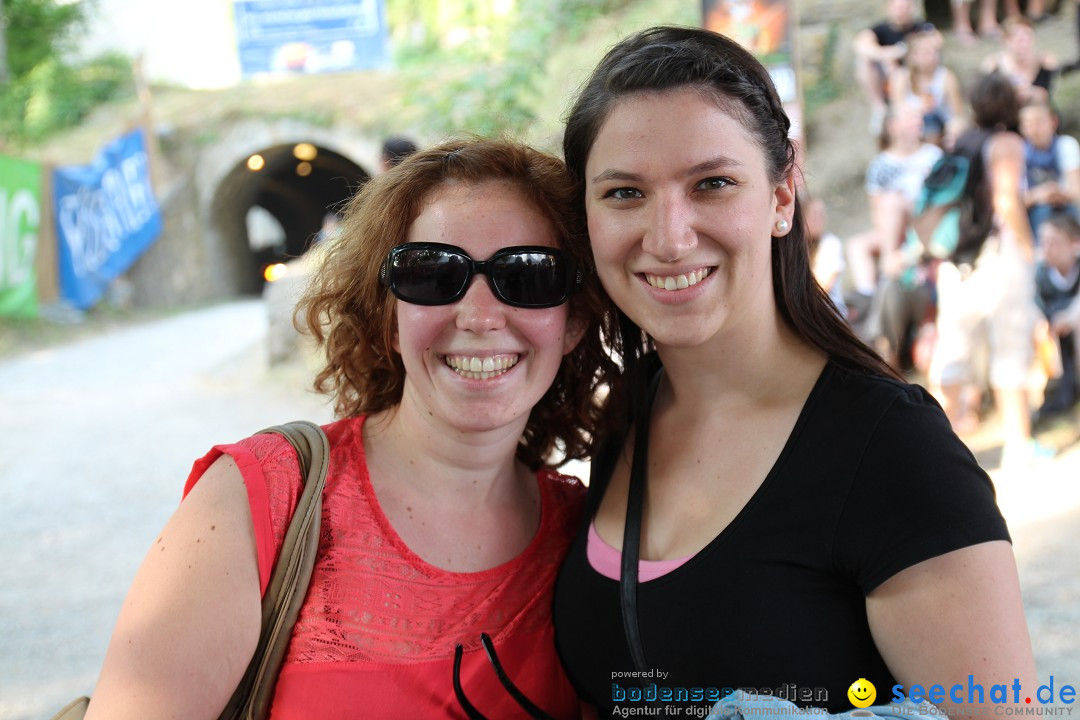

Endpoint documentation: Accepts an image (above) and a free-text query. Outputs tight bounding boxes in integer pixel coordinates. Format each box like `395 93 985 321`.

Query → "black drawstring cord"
452 634 556 720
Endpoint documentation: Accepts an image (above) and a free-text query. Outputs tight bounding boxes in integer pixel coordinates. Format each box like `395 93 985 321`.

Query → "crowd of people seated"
834 0 1080 467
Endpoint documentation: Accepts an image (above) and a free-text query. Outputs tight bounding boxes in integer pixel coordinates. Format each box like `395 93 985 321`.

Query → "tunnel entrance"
210 142 370 294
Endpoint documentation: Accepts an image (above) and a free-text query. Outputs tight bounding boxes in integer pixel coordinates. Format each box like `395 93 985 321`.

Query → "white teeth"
646 267 710 291
445 354 519 380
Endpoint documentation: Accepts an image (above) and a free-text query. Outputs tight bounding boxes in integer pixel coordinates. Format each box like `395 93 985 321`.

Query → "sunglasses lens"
493 252 571 307
390 248 469 304
387 244 576 307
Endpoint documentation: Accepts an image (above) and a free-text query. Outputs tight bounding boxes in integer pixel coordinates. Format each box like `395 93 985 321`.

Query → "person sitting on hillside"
981 16 1059 104
853 0 937 135
1019 99 1080 236
1035 212 1080 420
889 28 967 149
847 101 943 308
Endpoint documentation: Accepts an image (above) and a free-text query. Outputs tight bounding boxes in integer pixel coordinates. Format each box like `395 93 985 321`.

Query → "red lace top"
184 416 585 719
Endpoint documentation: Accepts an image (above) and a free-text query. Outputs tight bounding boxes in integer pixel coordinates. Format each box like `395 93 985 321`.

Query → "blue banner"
233 0 389 77
53 128 162 310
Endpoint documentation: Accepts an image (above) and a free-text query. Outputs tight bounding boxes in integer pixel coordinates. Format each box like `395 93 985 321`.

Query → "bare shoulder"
84 454 261 720
990 130 1025 159
866 541 1035 697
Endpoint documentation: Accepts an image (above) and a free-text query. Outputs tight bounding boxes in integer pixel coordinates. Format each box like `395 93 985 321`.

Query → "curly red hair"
296 137 617 469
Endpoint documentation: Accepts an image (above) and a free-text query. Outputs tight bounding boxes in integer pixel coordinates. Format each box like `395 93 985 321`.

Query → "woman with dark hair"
553 26 1035 718
82 138 615 719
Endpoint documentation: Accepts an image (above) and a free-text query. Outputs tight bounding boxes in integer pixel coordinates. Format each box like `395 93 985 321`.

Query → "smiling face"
906 32 940 73
847 678 877 708
392 180 583 435
1039 221 1080 275
887 0 915 28
1005 21 1036 58
583 87 795 351
886 102 927 148
1020 104 1057 150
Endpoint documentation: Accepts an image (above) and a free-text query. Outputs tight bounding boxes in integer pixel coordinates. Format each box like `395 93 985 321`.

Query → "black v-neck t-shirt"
553 362 1009 716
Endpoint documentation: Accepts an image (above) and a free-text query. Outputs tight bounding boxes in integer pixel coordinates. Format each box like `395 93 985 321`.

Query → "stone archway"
126 120 384 307
210 141 369 293
199 122 379 296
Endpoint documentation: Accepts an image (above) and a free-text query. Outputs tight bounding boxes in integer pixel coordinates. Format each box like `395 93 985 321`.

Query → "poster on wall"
53 128 163 311
702 0 804 161
233 0 389 77
0 155 43 318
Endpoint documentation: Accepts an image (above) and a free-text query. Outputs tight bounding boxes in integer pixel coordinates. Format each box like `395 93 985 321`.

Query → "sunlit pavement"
0 300 335 720
986 438 1080 696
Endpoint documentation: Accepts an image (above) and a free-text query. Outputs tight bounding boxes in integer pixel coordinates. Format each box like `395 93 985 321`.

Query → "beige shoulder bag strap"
51 420 330 720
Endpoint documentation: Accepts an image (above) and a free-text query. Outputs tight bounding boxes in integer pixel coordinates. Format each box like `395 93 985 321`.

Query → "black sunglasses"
380 242 582 309
452 633 556 720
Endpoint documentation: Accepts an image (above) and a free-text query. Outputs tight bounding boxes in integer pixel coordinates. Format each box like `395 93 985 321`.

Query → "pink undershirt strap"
586 520 693 582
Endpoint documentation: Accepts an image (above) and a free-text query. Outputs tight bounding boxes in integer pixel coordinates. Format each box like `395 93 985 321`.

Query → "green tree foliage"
394 0 634 138
4 0 83 77
0 0 132 145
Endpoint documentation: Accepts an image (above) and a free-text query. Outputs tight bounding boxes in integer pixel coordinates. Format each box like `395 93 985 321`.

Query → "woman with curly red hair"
83 138 615 719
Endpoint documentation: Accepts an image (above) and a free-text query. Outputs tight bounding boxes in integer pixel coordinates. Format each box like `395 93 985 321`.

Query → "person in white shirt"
846 101 943 300
1019 100 1080 237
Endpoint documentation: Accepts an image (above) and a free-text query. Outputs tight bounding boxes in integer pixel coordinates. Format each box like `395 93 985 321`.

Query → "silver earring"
776 219 790 233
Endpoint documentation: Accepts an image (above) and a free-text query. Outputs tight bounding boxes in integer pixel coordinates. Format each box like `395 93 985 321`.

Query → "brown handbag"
49 420 330 720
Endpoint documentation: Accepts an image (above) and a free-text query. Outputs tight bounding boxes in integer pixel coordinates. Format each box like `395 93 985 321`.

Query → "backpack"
909 129 994 264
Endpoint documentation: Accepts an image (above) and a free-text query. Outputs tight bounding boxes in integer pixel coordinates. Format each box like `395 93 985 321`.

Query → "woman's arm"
989 132 1035 260
888 68 912 109
942 71 967 149
866 540 1037 711
84 455 262 720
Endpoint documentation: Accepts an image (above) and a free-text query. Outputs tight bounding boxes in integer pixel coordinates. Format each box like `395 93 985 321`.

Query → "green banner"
0 154 43 318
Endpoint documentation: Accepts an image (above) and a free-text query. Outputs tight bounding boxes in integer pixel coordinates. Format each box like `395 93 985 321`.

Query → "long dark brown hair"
562 26 900 435
297 137 619 469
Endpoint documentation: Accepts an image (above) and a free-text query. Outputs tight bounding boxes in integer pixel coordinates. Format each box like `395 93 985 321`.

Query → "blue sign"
233 0 389 77
53 128 162 310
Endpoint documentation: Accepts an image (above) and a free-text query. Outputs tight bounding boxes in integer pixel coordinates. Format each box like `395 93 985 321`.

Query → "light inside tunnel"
293 143 318 161
264 262 289 283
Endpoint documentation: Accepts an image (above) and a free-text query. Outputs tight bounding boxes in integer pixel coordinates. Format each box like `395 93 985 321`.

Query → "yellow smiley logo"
847 678 877 708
